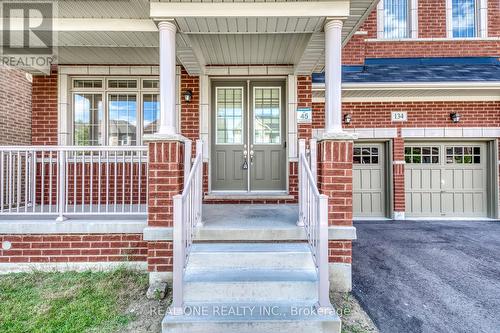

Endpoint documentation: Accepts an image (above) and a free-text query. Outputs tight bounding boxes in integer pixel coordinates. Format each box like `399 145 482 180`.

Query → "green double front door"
211 80 286 192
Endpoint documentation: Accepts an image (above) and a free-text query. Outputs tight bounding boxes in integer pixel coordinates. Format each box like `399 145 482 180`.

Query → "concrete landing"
197 204 305 241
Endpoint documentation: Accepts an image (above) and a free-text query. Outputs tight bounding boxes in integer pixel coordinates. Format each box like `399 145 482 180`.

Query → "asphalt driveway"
352 219 500 333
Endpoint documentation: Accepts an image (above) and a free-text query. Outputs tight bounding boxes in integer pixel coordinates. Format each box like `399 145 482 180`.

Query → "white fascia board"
0 18 158 32
312 82 500 90
150 1 350 19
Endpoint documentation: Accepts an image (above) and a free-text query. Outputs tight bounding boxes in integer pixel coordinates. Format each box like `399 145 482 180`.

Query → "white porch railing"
0 146 148 219
297 138 331 309
172 140 203 315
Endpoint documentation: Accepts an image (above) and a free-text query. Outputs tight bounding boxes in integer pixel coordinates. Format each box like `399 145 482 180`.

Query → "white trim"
366 37 500 42
446 0 453 38
341 82 500 90
376 1 384 39
345 81 500 89
150 1 350 19
205 66 294 76
401 127 500 138
57 73 70 145
410 0 418 38
328 226 357 240
479 0 488 38
0 219 146 234
143 226 173 241
287 74 298 160
0 262 147 275
393 211 406 220
341 94 500 102
0 18 157 32
59 65 158 76
200 74 210 161
312 128 397 139
312 94 500 103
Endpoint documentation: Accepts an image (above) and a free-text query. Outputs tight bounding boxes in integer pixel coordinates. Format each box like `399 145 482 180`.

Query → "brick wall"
328 240 352 264
0 234 147 263
147 141 184 228
36 162 148 205
317 140 354 264
0 65 32 145
311 100 500 217
147 241 173 272
310 101 500 130
32 70 58 145
180 69 200 148
392 137 405 213
342 101 500 128
343 0 500 65
297 76 313 139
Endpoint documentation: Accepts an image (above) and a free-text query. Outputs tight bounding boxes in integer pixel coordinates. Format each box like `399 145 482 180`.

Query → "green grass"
0 268 148 333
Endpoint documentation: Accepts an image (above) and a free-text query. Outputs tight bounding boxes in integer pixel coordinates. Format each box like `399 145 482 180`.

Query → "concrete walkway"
352 219 500 333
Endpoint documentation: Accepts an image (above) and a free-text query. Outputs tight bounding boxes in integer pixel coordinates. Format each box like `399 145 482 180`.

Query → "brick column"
146 140 185 281
317 139 354 292
393 137 406 219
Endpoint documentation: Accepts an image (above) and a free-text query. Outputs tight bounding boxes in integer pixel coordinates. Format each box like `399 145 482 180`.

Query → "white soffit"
311 82 500 102
150 1 351 19
2 0 377 75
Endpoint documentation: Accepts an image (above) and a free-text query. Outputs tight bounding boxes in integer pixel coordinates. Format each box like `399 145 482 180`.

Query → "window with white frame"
448 0 487 38
377 0 418 39
71 77 160 146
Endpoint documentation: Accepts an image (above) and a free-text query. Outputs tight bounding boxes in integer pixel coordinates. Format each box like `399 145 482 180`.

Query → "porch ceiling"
1 0 377 75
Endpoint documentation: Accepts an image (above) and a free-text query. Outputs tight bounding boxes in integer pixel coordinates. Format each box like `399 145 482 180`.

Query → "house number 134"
391 111 407 122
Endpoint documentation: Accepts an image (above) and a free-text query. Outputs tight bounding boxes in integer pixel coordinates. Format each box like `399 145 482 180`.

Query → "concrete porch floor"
198 204 306 241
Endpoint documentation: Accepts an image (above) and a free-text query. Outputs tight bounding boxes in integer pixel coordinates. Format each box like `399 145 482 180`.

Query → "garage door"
405 143 488 218
353 143 386 218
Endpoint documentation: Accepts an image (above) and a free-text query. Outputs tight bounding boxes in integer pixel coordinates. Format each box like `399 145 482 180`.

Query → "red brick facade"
317 140 354 264
147 241 173 273
0 234 147 263
341 101 500 128
343 0 500 65
180 69 200 145
147 141 185 228
0 66 32 145
32 69 58 145
1 0 500 279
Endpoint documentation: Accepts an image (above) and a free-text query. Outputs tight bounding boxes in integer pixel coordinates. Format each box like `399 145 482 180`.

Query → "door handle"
242 149 248 170
250 150 254 163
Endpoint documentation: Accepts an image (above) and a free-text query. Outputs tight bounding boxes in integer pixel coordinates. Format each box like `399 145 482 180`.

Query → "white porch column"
324 19 343 135
158 20 177 135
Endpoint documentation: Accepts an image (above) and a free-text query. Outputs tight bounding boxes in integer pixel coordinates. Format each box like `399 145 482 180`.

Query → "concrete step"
183 268 318 303
162 302 341 333
188 243 315 270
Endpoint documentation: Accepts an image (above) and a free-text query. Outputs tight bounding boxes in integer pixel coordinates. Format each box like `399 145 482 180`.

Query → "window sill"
366 37 500 42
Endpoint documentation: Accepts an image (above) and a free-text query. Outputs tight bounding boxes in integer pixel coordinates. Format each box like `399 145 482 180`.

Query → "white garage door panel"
353 144 386 218
405 143 488 218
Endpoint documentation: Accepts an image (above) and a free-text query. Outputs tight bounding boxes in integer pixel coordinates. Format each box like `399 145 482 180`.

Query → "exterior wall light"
183 90 193 102
344 113 352 124
450 112 461 123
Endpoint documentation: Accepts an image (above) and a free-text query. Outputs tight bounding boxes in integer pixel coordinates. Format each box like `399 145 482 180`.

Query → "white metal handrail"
297 139 331 309
172 139 203 315
0 146 148 219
